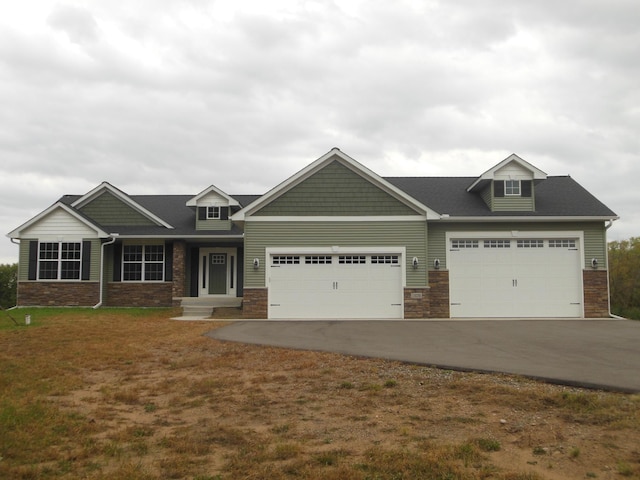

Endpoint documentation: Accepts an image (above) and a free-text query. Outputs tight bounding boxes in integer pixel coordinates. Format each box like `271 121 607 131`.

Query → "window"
549 239 577 249
123 245 164 281
38 242 82 280
206 207 220 219
505 180 521 196
451 240 478 249
339 255 366 264
371 255 399 264
484 240 511 248
517 239 544 248
305 255 332 264
272 255 300 265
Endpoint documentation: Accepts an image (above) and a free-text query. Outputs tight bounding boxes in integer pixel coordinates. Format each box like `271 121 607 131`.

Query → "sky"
1 0 638 263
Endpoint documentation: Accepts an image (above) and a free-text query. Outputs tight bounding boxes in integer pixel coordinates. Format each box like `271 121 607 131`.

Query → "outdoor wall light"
434 258 441 270
253 258 260 269
591 258 598 269
412 257 419 269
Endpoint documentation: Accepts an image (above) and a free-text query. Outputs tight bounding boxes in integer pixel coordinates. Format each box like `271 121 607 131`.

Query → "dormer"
467 154 547 212
186 185 240 231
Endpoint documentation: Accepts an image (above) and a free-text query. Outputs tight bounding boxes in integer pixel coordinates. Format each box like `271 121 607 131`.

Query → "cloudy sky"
1 0 638 263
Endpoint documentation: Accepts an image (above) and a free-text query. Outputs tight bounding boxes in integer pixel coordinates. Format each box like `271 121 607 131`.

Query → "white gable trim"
71 182 174 229
186 185 240 207
467 154 548 192
7 202 109 239
232 148 440 221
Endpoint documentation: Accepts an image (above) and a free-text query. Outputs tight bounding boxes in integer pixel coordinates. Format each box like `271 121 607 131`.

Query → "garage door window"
451 240 478 249
305 255 332 264
272 255 300 265
371 255 399 264
549 239 577 248
484 240 511 248
517 239 544 248
339 255 366 264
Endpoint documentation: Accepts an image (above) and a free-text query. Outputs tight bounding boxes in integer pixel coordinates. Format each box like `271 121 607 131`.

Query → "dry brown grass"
1 308 639 479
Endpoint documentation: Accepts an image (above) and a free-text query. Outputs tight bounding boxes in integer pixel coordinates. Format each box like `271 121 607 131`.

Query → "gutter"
604 219 620 319
93 235 118 309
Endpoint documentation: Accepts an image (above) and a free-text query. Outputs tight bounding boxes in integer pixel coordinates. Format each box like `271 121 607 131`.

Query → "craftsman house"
7 149 618 319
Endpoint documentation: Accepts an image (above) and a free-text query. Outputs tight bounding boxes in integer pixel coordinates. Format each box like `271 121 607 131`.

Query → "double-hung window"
38 242 82 280
504 179 521 196
123 245 164 281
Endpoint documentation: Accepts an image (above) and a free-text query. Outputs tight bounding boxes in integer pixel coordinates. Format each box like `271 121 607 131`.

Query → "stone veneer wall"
18 282 100 306
243 288 268 318
583 270 610 318
404 288 430 319
171 241 186 306
428 270 450 319
106 282 173 307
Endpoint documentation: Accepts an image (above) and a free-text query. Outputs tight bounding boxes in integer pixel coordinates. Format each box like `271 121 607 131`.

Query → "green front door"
209 253 227 294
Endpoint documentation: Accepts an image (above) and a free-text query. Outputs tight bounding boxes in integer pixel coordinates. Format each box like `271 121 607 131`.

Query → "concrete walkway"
207 319 640 392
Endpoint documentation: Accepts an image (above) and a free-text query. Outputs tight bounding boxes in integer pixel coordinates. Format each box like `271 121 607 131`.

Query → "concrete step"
181 306 214 317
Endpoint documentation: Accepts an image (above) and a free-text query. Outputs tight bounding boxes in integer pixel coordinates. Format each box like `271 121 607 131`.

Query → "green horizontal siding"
196 219 231 231
493 197 535 212
80 191 156 226
254 160 418 216
428 221 608 269
245 220 428 288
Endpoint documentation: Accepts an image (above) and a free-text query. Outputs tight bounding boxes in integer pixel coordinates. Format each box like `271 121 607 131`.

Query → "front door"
199 248 237 297
209 253 227 294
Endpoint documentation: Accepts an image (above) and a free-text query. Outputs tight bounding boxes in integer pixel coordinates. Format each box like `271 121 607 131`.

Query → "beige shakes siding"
244 220 428 288
79 191 156 226
254 161 418 216
427 221 608 269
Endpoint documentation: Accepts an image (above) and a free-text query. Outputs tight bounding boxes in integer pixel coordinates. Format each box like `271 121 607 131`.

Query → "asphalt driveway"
208 319 640 392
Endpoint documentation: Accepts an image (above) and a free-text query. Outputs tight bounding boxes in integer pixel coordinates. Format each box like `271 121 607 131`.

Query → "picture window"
38 242 82 280
123 244 164 281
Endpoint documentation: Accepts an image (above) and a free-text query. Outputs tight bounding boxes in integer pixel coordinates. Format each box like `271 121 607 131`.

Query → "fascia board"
6 202 110 238
232 148 440 220
433 215 620 222
111 234 245 239
186 185 240 207
244 215 427 222
71 182 175 229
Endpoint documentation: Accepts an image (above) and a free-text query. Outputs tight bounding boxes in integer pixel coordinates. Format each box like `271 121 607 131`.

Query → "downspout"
93 235 118 309
604 220 623 319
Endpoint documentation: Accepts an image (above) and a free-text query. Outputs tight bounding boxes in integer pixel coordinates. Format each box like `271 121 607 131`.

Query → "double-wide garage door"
268 253 403 319
449 237 583 318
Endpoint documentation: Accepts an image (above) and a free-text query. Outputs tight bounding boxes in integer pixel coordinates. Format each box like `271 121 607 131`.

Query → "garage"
268 252 404 319
448 236 583 318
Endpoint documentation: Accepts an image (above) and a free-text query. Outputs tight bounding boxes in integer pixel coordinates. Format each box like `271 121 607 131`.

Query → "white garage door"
449 238 583 318
268 253 403 319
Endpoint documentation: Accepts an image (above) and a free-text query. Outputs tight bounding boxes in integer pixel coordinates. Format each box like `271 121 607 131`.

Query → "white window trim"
504 179 521 196
37 241 83 281
122 244 165 282
206 206 221 220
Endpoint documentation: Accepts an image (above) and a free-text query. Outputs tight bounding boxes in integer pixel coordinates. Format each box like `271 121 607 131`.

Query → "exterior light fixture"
412 257 419 269
591 258 598 269
434 258 441 270
253 258 260 269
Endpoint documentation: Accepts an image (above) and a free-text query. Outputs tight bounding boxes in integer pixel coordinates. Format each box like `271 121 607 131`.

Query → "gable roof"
71 182 175 229
186 185 240 207
232 148 440 221
467 153 548 192
7 201 110 239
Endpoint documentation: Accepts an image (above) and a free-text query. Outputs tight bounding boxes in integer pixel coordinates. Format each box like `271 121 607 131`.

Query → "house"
7 148 618 319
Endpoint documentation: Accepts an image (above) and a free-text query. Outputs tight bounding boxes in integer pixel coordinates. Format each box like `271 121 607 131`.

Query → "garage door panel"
449 237 583 318
268 253 403 319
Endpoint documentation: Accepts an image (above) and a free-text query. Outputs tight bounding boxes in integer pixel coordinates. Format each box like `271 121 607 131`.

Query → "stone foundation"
17 281 100 306
243 288 268 318
172 241 186 306
583 270 610 318
404 288 430 319
428 270 450 318
106 282 173 307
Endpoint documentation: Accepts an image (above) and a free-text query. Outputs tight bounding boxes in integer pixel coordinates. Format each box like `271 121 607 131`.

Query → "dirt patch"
2 310 639 479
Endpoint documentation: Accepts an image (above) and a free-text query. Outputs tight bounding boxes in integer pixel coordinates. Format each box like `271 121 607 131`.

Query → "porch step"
181 306 214 318
173 297 243 320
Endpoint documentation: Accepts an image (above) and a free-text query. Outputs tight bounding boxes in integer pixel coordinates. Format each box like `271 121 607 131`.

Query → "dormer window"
505 180 521 196
207 206 221 219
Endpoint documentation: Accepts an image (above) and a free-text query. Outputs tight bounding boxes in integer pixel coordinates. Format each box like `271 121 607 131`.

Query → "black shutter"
198 207 207 220
28 241 38 280
82 240 91 280
521 180 532 197
164 242 173 281
113 243 122 281
221 207 229 220
494 181 505 197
